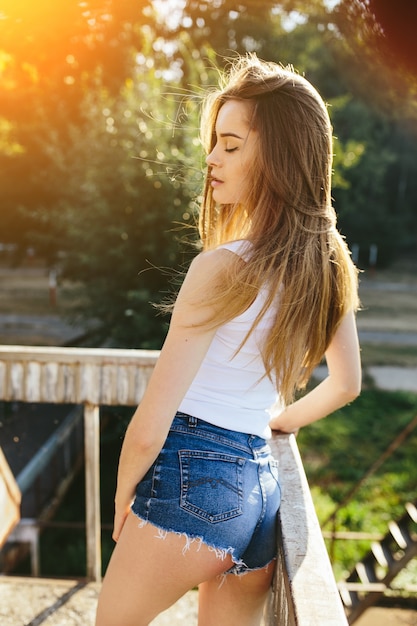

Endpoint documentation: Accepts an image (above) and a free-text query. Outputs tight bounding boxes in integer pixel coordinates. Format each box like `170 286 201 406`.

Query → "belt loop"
188 415 198 428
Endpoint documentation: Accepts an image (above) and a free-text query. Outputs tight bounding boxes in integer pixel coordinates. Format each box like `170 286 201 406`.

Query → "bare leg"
198 561 275 626
95 511 234 626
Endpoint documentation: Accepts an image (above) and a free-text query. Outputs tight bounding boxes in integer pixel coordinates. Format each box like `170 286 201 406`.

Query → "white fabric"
178 240 281 439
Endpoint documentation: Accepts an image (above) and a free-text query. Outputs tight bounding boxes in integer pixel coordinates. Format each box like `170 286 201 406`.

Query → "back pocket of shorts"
179 450 245 523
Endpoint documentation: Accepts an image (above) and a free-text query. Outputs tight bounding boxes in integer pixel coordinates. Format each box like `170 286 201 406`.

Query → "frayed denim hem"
228 556 277 577
130 507 274 578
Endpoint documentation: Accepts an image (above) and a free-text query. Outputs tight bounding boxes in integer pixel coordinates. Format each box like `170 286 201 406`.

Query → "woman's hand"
112 500 132 542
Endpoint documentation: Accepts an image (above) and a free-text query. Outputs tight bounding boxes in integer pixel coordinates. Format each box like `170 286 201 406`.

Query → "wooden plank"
338 583 387 592
0 346 349 622
0 447 21 548
0 345 159 365
84 404 101 582
0 346 158 406
267 433 348 626
266 526 296 626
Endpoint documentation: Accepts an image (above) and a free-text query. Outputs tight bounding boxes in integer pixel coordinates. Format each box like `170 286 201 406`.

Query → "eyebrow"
218 132 245 140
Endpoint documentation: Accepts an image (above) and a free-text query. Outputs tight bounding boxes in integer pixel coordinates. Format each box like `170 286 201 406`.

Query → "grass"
297 387 417 582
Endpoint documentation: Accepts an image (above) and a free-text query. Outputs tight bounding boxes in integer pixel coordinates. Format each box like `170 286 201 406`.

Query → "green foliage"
0 0 152 246
298 388 417 576
330 97 416 265
1 0 417 345
299 388 417 484
31 73 198 348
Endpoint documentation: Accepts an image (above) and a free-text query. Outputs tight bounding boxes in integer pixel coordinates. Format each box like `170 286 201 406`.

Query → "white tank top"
178 240 281 439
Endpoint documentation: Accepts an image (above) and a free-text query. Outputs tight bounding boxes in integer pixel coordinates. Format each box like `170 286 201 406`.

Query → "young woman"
95 55 361 626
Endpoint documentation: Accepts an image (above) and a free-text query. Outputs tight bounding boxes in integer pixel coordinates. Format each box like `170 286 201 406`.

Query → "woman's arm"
269 309 361 433
112 249 230 541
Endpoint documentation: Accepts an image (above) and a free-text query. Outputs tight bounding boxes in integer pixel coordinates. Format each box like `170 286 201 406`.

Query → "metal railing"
0 345 347 625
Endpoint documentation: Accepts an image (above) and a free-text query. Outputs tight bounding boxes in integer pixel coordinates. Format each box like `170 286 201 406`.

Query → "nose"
206 145 220 167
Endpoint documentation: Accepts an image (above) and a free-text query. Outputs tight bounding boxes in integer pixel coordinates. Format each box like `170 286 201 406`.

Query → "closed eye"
225 147 238 153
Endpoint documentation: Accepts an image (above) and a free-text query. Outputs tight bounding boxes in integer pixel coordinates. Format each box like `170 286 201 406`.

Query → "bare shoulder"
182 247 239 287
189 247 240 273
172 248 238 324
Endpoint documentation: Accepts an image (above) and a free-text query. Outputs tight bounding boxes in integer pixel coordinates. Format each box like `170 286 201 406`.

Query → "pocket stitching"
179 450 245 524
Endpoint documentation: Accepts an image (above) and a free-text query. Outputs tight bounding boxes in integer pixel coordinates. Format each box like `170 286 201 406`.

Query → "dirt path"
356 606 417 625
1 264 417 346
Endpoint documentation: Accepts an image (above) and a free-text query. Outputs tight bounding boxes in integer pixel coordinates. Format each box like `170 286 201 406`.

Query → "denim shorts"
131 412 281 573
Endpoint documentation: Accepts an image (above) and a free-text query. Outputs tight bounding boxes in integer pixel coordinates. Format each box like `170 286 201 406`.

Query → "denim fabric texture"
131 412 281 573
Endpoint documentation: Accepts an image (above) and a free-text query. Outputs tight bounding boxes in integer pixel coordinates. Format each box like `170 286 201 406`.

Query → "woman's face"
206 99 257 206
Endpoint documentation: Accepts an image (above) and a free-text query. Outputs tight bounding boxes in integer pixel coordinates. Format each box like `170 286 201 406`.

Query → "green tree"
1 0 417 348
23 42 210 348
0 0 152 250
330 96 417 265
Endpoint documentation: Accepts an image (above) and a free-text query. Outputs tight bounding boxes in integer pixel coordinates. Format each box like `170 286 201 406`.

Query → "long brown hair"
196 55 359 405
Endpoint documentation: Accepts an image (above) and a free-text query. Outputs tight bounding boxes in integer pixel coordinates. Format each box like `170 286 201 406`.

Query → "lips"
210 176 223 187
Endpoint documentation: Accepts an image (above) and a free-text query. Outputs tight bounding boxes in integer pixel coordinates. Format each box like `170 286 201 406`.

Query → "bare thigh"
95 512 234 626
198 561 275 626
